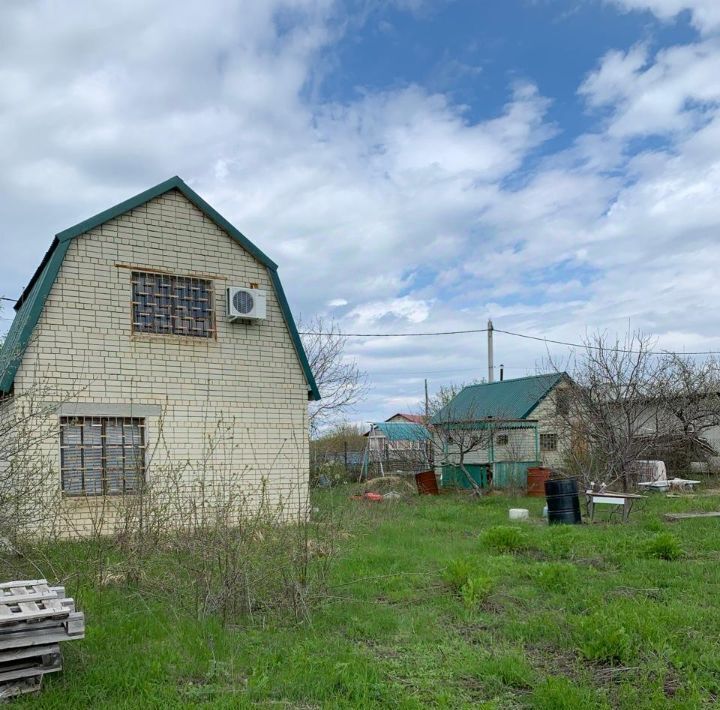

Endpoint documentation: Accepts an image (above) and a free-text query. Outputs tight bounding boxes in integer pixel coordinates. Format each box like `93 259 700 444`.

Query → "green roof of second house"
372 421 430 442
431 373 565 424
0 176 320 400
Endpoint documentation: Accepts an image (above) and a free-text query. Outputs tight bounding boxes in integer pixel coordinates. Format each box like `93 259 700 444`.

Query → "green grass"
7 487 720 708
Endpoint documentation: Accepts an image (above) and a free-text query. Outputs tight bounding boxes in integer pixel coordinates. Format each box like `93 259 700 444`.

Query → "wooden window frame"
131 270 215 338
60 417 146 496
540 432 558 452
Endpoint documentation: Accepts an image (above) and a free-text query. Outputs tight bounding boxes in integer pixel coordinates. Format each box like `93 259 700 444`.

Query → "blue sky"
2 0 720 426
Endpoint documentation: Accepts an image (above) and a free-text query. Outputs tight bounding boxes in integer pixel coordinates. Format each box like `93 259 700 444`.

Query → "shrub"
481 525 530 554
645 532 683 560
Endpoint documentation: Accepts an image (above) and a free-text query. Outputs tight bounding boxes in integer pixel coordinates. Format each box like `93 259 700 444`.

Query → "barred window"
60 417 145 496
131 271 214 338
540 433 558 452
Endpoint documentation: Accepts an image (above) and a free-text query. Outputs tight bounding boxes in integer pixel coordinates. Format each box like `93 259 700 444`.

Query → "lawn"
6 486 720 708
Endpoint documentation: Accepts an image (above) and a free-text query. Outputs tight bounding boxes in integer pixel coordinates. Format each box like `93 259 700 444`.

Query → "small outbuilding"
431 373 569 489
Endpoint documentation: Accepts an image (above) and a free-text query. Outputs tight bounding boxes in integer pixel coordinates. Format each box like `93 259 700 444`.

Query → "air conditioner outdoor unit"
227 287 266 322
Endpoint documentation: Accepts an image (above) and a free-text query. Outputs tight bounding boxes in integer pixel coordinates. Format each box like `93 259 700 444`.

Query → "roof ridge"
465 372 561 388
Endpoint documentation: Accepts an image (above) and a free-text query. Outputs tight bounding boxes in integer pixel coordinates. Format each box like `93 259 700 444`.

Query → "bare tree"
661 354 720 438
298 316 367 434
548 330 686 489
0 380 68 540
427 386 498 495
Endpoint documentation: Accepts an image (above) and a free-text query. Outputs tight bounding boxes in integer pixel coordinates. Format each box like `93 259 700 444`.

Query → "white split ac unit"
226 287 266 322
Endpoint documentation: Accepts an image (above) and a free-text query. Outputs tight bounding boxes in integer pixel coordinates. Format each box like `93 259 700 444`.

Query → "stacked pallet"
0 580 84 699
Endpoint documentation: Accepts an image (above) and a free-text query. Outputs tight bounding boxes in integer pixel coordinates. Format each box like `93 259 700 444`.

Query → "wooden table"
586 490 645 523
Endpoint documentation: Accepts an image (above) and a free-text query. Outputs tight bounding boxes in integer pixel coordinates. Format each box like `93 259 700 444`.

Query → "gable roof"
0 176 320 400
431 373 566 424
370 421 430 442
386 413 426 424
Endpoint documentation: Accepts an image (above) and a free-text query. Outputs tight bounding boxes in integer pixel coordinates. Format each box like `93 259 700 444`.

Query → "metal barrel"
527 467 551 497
544 478 581 525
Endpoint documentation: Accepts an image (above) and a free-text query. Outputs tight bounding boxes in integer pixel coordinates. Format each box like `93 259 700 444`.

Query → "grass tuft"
644 531 683 560
481 524 531 553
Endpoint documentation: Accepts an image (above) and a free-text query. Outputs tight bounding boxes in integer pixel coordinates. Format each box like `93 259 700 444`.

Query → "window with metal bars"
60 417 145 495
131 271 214 338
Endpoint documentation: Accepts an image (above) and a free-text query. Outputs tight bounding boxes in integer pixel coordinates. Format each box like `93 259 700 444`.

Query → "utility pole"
424 378 429 421
424 378 433 468
487 318 494 383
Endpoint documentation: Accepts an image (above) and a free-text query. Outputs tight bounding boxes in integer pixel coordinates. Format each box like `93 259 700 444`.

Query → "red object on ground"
364 492 384 502
527 467 551 497
415 470 439 495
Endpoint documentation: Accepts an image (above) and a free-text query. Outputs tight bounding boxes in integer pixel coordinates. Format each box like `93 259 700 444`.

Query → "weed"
443 558 476 592
481 525 530 553
461 575 493 608
577 613 635 664
531 676 608 709
532 562 579 593
644 532 683 560
442 558 492 607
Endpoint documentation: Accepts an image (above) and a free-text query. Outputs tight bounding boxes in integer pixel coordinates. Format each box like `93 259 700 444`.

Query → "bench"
586 490 644 523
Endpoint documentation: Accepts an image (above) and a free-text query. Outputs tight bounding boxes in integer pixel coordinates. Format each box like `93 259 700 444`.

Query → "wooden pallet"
0 612 85 650
0 674 42 700
0 644 62 683
0 580 85 698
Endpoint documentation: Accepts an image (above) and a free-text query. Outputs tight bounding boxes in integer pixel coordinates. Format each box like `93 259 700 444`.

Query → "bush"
645 532 683 560
8 471 343 629
481 525 530 554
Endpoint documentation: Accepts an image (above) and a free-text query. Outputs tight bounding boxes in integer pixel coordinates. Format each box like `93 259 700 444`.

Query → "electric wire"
298 326 720 356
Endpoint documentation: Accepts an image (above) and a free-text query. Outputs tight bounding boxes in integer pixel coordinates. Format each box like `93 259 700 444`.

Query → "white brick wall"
13 189 310 536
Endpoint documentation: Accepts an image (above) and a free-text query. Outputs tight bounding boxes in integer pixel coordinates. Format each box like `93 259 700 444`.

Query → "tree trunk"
459 460 483 496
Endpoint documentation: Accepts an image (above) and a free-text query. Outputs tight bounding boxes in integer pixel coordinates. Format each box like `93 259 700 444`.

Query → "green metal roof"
431 373 566 424
0 176 320 400
372 421 430 442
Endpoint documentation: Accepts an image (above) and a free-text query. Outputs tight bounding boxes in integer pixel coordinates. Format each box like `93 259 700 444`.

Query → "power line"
0 297 15 302
494 329 720 357
302 324 720 356
297 327 489 337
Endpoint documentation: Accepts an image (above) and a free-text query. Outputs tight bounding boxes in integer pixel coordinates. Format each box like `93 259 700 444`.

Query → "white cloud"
348 297 432 324
580 40 720 138
327 298 348 307
609 0 720 34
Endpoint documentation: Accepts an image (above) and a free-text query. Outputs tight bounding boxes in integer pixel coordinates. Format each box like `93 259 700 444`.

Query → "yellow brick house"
0 177 319 537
